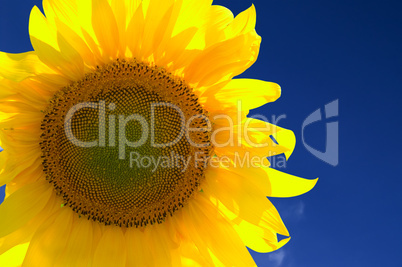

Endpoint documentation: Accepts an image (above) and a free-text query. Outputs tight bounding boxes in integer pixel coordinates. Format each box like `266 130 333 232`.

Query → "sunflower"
0 0 317 266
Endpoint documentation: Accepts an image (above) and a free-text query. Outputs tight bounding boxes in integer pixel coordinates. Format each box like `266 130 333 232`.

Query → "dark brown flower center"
40 59 212 227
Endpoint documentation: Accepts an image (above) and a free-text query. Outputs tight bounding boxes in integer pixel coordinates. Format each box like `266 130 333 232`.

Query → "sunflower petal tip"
265 168 318 198
300 177 319 195
311 177 319 188
276 236 291 250
29 5 44 19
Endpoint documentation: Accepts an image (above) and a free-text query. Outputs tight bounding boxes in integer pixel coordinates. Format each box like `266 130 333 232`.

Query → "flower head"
0 0 317 266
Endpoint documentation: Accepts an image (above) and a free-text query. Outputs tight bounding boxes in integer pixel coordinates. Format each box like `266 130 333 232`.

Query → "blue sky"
1 0 402 266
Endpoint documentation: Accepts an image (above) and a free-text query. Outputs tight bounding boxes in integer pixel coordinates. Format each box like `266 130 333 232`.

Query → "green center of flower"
40 59 212 227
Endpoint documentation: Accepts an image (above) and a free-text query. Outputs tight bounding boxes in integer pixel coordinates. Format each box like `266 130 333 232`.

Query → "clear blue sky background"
1 0 401 266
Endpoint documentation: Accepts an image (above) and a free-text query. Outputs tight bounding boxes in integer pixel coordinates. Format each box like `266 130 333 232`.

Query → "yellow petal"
42 0 79 32
110 0 128 56
40 0 100 68
235 221 282 253
90 221 103 262
125 228 150 266
92 0 120 60
42 0 91 60
211 117 293 160
0 243 29 267
29 6 83 80
93 226 126 267
54 17 97 68
204 79 281 111
0 192 60 256
158 27 198 69
0 79 51 109
4 160 43 197
180 243 209 267
265 168 318 198
0 98 41 114
205 166 264 223
126 2 145 58
205 166 289 235
172 0 213 39
0 78 14 98
141 0 175 59
0 180 52 238
76 0 96 36
205 189 289 253
0 52 53 82
204 5 234 47
181 195 256 266
0 142 41 187
54 217 94 266
81 27 103 63
243 119 295 159
29 6 58 50
269 124 296 160
22 208 74 267
233 207 290 253
184 30 261 87
123 0 142 24
56 32 84 75
224 4 257 38
154 0 191 63
144 225 174 267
